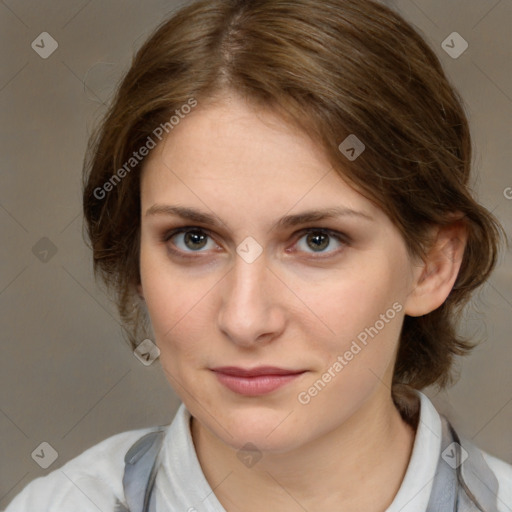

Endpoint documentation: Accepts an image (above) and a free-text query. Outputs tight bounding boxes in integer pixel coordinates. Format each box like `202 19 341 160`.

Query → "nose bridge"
227 252 270 312
217 250 284 345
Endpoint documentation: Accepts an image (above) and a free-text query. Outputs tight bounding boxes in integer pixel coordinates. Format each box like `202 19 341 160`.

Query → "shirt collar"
386 390 442 511
156 403 227 511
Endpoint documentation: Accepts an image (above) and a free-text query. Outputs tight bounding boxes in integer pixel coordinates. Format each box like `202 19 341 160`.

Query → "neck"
191 387 416 512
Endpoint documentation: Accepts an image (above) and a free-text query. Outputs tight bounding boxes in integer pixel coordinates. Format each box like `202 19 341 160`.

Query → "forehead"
140 94 383 225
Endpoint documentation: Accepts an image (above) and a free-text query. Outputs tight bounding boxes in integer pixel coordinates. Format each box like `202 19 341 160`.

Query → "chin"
203 402 307 453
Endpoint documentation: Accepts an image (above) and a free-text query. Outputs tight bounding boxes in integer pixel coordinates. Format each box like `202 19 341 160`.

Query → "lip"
211 366 305 377
211 366 307 396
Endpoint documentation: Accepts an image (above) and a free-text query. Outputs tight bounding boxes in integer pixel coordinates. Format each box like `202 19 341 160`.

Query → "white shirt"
4 391 512 511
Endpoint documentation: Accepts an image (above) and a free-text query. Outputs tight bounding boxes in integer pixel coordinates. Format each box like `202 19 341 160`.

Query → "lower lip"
213 372 305 396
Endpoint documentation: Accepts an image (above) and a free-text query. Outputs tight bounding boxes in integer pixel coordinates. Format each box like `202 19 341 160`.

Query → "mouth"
210 366 307 396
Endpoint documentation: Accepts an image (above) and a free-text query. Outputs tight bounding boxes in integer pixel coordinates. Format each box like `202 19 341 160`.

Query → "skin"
138 92 467 512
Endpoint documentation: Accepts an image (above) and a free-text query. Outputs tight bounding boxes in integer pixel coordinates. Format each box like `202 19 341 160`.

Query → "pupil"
307 232 329 251
185 230 207 250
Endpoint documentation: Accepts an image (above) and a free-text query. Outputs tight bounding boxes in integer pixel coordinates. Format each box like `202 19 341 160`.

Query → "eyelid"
162 225 215 243
292 227 351 244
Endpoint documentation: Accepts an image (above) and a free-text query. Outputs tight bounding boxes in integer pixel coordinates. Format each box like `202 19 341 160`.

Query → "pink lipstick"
211 366 306 396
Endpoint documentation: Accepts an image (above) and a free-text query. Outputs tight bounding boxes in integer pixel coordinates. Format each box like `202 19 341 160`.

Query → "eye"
164 227 218 254
292 229 348 256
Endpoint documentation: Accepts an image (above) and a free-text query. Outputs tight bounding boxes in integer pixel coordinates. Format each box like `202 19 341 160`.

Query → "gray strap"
426 414 458 511
426 415 500 512
456 428 500 511
122 427 166 512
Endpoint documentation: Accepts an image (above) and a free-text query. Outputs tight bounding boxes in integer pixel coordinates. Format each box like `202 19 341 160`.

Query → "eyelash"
161 226 350 260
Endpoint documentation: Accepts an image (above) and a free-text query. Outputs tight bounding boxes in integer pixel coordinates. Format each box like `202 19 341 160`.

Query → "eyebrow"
145 204 374 231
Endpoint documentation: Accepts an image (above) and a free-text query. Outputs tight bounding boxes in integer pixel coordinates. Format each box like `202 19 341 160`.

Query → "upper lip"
211 366 306 377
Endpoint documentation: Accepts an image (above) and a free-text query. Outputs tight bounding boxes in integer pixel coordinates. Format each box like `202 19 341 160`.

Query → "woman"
6 0 511 511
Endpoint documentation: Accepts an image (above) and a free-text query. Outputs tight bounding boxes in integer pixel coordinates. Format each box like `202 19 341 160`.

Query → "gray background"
1 0 511 508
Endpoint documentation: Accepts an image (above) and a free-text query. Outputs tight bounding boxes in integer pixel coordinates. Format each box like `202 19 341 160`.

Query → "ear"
404 216 467 317
137 283 145 300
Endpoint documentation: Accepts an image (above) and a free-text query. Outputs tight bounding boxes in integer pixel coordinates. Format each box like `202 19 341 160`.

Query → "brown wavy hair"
82 0 507 390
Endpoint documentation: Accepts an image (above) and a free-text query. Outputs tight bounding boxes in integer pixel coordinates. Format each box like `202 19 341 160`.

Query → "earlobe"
404 219 467 317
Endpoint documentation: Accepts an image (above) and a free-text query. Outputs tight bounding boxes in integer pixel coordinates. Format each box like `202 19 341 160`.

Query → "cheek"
145 285 205 348
296 266 407 399
139 248 220 362
305 270 403 344
296 272 405 422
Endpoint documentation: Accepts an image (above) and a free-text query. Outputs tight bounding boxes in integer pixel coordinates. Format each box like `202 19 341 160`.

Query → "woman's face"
139 93 421 452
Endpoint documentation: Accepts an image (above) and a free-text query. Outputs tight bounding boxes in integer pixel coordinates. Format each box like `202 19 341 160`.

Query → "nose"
217 252 286 348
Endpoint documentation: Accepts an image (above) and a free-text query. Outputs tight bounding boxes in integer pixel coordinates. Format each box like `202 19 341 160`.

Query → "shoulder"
482 450 512 512
4 425 167 511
